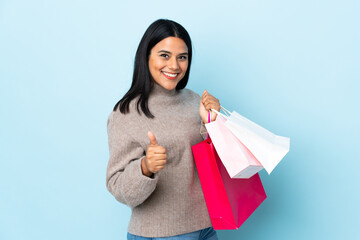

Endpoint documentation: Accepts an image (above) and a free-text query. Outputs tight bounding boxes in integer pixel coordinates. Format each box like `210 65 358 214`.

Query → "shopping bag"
212 107 290 174
205 115 263 179
192 137 267 230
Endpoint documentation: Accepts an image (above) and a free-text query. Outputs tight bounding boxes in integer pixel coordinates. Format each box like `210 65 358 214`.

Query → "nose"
168 56 180 71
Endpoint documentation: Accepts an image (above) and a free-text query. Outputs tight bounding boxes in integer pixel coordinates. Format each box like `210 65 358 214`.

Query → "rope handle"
210 105 231 119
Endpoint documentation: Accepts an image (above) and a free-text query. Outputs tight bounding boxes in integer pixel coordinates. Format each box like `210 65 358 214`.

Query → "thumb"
147 131 158 146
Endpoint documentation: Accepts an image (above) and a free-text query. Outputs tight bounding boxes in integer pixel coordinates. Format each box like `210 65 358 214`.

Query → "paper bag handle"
210 105 231 119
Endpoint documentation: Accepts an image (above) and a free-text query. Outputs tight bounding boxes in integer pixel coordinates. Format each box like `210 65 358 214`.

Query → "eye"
178 55 187 60
160 54 169 58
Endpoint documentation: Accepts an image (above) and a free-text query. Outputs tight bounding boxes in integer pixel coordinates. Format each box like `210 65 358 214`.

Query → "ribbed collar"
151 82 178 96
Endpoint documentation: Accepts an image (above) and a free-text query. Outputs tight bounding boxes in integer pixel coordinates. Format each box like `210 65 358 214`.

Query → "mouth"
161 71 179 80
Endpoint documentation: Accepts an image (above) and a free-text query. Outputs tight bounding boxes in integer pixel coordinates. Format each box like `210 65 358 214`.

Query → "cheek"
149 58 164 72
181 62 188 74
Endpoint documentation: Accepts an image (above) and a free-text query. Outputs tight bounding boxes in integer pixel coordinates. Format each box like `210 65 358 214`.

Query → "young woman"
106 19 220 240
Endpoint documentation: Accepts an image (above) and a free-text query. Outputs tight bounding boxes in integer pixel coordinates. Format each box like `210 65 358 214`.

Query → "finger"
203 94 217 104
211 111 218 121
203 98 218 106
153 153 167 159
204 95 218 103
202 95 208 104
151 146 166 154
203 97 214 108
204 91 214 99
155 165 165 171
154 159 167 166
148 131 158 146
204 102 217 111
201 90 207 101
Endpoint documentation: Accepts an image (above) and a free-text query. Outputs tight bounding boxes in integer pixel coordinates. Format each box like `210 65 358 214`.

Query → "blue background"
1 0 359 239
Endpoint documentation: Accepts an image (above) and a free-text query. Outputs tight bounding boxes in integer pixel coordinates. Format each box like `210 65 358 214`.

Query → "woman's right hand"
141 131 167 177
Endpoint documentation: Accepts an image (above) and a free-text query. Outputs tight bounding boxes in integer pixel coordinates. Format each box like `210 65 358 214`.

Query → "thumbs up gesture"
141 131 167 177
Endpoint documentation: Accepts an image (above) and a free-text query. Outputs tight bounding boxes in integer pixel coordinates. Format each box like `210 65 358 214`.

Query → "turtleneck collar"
151 82 178 96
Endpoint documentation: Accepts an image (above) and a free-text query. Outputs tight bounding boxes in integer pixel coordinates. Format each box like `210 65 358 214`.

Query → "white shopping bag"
205 115 263 179
212 107 290 174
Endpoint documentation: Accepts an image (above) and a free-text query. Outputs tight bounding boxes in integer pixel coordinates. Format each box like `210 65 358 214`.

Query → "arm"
106 112 158 208
198 90 220 139
200 120 208 140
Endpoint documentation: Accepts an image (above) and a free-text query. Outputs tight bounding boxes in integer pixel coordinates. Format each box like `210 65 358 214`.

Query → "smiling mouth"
162 71 179 79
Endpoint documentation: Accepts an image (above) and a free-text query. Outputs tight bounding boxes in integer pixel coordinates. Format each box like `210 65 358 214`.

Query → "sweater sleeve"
106 112 159 208
200 120 208 140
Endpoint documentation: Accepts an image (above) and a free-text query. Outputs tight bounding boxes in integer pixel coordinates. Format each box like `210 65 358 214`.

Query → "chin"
162 81 178 90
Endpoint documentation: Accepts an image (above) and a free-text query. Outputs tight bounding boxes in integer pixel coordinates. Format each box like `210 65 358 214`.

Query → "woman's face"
148 37 189 90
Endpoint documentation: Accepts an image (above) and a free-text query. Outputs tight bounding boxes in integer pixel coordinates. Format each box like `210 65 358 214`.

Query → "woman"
106 19 220 240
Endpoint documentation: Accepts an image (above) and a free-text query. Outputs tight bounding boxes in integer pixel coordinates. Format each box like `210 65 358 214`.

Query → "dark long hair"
113 19 193 118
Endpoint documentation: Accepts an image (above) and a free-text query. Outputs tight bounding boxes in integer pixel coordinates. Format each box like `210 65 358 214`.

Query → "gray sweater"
106 83 212 238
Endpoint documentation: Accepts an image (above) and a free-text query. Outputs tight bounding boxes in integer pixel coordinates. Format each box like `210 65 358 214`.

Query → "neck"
151 82 177 96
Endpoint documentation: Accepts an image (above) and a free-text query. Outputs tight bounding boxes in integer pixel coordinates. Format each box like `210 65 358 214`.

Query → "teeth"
163 72 177 77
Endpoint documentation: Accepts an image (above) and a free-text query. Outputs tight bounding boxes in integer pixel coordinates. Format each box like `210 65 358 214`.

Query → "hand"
199 90 220 123
141 131 167 177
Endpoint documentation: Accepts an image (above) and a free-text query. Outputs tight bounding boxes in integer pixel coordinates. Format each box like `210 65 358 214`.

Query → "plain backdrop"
1 0 359 239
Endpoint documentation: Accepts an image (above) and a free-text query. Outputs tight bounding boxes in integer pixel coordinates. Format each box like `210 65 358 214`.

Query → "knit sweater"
106 82 212 238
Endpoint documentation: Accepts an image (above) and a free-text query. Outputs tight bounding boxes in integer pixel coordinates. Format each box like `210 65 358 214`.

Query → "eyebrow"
158 50 188 55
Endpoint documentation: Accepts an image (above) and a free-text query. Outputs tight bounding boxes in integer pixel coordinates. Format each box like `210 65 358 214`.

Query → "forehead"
151 37 188 53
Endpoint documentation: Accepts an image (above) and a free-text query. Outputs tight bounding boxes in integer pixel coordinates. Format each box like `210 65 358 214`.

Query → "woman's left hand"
199 90 220 123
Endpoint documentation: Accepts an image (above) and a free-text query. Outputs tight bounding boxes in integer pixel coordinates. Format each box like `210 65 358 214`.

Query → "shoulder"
107 98 142 134
107 109 126 133
180 88 201 101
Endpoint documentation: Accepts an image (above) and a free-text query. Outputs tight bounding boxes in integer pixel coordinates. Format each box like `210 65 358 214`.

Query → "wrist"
141 157 153 177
